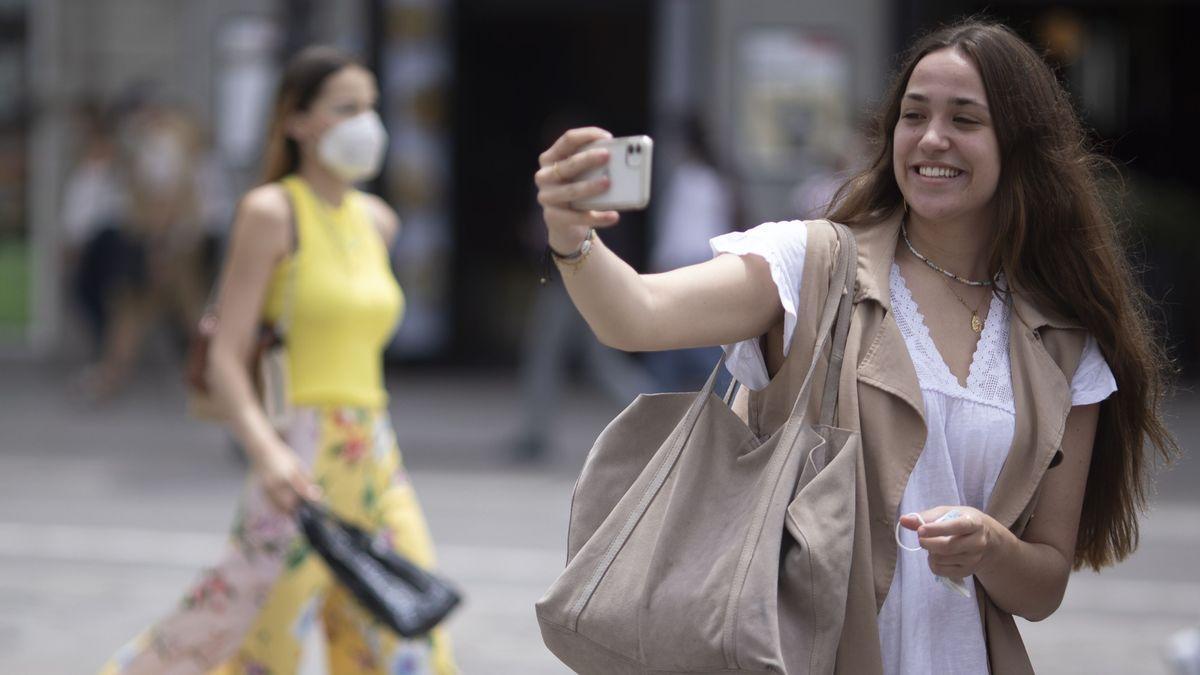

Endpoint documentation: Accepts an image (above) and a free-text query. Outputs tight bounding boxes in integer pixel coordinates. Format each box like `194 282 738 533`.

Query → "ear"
285 110 312 145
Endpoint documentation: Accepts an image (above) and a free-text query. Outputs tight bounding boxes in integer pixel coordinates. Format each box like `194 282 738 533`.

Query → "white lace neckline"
889 263 1014 413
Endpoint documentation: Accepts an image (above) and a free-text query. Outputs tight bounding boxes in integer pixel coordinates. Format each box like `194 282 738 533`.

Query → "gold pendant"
971 313 983 333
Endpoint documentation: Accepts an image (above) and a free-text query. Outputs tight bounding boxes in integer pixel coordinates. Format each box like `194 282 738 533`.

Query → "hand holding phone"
570 135 653 212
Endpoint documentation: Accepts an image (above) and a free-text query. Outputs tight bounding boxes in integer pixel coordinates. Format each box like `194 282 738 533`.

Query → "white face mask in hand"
895 509 973 598
317 110 388 183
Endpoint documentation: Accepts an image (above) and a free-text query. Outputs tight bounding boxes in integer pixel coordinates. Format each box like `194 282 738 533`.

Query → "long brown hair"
260 46 360 183
828 20 1178 571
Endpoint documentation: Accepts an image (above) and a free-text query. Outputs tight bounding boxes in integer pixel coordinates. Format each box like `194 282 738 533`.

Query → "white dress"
710 221 1118 674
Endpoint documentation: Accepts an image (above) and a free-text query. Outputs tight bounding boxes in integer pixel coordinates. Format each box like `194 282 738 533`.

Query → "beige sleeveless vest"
740 213 1086 673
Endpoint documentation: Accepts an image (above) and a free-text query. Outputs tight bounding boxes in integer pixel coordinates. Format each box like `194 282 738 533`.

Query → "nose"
918 120 951 153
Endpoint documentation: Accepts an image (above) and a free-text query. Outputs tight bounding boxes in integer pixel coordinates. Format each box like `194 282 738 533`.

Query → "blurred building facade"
12 0 371 357
5 0 1197 373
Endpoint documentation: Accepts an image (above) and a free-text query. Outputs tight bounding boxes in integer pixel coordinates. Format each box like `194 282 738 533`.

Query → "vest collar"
847 208 1083 530
848 207 1083 334
847 210 903 311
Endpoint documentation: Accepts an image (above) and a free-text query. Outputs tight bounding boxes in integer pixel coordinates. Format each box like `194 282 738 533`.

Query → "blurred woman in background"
102 46 454 674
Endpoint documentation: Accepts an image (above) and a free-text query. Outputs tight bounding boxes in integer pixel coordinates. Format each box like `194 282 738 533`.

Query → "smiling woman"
533 17 1177 675
893 48 1001 235
822 21 1179 673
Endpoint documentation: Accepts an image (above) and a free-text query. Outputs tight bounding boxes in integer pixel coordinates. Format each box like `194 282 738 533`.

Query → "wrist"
246 435 289 468
550 228 596 269
548 228 593 258
976 515 1013 577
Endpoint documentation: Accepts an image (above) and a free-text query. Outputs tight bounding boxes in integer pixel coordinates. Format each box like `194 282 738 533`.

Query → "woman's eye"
901 111 923 120
955 117 979 125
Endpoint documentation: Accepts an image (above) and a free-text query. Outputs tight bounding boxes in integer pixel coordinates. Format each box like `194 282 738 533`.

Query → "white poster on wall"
735 28 852 179
215 16 280 169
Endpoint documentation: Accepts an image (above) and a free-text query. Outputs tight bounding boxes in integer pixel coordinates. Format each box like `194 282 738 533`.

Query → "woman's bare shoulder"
234 183 293 255
240 183 292 223
359 192 400 245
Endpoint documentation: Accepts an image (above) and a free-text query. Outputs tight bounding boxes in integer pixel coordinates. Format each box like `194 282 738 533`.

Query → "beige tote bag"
537 222 860 674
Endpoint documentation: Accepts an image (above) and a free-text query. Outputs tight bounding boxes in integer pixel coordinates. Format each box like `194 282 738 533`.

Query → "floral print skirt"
100 406 455 675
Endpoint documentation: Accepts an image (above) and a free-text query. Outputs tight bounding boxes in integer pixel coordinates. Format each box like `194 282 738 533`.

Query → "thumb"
291 470 322 502
899 512 924 531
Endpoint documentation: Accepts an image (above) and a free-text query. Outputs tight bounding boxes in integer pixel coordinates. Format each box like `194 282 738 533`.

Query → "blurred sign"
214 16 281 170
734 28 852 179
380 0 452 358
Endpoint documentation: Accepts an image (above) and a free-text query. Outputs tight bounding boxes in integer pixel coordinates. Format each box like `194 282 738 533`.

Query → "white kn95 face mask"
317 110 388 183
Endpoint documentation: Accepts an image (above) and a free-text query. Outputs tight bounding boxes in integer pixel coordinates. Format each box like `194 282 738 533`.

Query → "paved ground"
0 358 1197 674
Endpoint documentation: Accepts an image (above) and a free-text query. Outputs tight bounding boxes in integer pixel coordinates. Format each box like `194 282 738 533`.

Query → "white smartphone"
571 135 653 211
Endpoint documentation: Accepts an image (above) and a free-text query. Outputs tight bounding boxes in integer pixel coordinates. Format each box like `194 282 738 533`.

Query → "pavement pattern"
0 360 1197 674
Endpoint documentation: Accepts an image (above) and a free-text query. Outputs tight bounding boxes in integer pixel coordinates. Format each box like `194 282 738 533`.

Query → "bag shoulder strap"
818 222 856 427
783 220 856 429
274 179 301 338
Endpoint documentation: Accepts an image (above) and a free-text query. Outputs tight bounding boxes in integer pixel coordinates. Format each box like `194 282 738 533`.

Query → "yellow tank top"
262 175 404 409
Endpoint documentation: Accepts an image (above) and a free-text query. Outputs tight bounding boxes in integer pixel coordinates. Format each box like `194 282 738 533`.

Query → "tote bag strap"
718 222 856 421
779 221 857 432
565 225 855 629
718 221 856 661
817 223 857 428
275 180 303 339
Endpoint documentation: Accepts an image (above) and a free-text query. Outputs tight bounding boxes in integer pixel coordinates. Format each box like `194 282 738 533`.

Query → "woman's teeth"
918 166 962 178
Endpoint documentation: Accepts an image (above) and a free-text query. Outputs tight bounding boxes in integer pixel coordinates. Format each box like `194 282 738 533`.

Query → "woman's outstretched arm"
535 127 781 353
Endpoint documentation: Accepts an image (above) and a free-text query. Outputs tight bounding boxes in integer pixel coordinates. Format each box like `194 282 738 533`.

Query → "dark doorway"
451 1 654 364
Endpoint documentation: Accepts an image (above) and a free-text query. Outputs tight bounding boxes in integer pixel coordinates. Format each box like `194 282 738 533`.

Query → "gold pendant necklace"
944 279 988 333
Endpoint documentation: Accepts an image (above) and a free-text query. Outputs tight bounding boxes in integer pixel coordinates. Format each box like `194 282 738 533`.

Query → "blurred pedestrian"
534 20 1177 672
60 102 129 360
644 114 736 392
101 46 454 674
790 131 863 221
71 91 230 402
509 110 656 462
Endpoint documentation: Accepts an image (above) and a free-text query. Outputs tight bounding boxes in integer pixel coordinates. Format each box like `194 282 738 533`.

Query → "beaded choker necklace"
900 219 993 287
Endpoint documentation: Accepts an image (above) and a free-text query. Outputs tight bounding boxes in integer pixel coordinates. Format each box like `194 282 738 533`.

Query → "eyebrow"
904 92 989 110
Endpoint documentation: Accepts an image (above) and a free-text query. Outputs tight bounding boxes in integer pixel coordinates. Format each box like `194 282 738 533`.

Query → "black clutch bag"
297 501 462 638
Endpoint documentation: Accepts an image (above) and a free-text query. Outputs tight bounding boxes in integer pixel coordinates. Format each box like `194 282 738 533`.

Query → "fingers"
900 506 992 579
266 480 299 514
921 533 978 556
900 506 964 532
263 468 320 515
918 513 980 539
290 469 323 503
929 559 972 578
915 505 957 527
543 206 620 231
534 147 610 187
538 175 611 208
902 506 985 552
535 126 620 245
929 550 981 567
538 127 612 167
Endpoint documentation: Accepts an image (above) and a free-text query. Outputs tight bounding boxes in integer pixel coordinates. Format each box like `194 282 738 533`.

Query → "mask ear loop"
895 513 926 552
